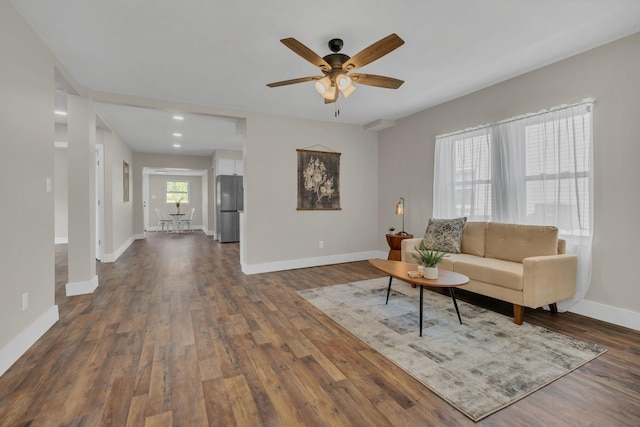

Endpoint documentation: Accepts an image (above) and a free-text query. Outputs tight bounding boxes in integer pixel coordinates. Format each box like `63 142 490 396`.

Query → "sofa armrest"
522 254 577 308
400 238 424 263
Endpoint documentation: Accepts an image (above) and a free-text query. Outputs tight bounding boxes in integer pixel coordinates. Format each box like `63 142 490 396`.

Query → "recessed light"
173 144 181 148
54 110 67 116
173 132 182 137
173 115 184 120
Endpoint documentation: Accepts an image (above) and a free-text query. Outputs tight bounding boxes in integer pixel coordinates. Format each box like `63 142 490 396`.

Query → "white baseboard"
242 250 388 275
0 305 59 377
569 299 640 332
66 275 99 296
102 234 143 263
54 237 68 244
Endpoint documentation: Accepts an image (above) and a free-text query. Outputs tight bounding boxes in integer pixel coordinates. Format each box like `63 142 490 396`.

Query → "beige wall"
103 129 134 254
148 174 203 229
243 113 379 266
0 0 56 356
378 32 640 315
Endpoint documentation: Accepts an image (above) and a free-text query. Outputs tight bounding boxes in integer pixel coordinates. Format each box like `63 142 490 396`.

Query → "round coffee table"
369 258 470 336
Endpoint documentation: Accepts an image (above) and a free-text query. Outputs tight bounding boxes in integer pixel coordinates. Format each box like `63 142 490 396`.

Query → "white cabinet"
216 159 243 176
234 160 244 176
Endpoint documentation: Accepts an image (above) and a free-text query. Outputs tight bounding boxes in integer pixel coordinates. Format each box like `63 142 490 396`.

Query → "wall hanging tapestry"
297 148 341 210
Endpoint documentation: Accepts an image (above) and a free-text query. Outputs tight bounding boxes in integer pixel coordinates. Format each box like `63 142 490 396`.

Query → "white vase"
424 266 438 279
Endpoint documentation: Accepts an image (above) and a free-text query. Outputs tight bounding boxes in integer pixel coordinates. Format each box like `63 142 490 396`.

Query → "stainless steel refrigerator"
216 175 243 243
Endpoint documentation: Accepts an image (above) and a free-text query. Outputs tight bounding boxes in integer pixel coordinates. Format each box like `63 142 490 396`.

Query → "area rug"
296 277 606 421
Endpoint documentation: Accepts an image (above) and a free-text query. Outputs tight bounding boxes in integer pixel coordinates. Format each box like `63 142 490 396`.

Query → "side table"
385 233 414 261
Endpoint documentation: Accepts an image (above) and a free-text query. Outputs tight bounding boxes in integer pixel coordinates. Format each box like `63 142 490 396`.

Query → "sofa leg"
549 303 558 314
513 304 524 325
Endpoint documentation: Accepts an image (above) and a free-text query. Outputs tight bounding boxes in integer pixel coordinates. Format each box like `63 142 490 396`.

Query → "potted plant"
412 241 447 279
388 227 395 235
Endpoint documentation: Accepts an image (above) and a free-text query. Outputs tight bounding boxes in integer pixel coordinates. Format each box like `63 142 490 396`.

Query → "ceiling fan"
266 34 404 104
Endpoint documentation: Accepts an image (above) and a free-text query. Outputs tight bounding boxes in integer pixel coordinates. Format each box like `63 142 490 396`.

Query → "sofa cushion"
423 217 467 253
485 223 558 263
437 253 475 272
452 256 524 291
460 222 488 257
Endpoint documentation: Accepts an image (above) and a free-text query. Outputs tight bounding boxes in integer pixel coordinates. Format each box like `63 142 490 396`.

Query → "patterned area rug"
297 277 606 421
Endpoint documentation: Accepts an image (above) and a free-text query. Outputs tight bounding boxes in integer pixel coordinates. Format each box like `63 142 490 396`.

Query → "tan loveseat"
401 222 577 324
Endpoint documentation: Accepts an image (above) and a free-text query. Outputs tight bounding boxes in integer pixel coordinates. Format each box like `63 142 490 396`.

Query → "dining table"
169 212 185 233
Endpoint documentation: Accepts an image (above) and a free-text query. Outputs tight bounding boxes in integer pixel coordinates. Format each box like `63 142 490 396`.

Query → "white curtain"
433 100 594 310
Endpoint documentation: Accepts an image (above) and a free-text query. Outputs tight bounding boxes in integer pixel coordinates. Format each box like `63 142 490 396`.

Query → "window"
435 101 592 236
433 100 593 310
452 131 492 221
523 114 591 235
166 181 189 204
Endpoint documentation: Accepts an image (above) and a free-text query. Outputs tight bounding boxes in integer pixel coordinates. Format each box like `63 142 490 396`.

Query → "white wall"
378 32 640 327
148 174 203 229
242 113 380 272
0 0 58 374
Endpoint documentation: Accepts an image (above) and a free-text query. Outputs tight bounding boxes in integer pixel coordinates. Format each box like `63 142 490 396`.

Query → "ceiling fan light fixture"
335 73 356 98
341 83 356 98
336 74 351 90
314 76 331 95
321 84 337 100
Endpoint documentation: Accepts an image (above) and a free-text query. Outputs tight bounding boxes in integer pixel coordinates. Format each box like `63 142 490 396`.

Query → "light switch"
46 178 52 193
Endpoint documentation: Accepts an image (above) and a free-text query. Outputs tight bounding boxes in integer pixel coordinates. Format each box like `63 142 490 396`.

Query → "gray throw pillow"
423 217 468 253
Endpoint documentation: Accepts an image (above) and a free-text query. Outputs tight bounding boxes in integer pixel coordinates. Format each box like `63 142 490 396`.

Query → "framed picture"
297 149 341 210
123 161 130 202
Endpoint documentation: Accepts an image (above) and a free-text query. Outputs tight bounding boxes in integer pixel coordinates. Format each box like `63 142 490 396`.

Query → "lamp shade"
395 200 404 215
395 197 407 235
336 74 351 90
336 73 356 98
314 76 331 95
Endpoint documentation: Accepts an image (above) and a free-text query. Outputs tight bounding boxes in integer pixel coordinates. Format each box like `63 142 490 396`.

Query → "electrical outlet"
22 292 28 311
319 240 324 249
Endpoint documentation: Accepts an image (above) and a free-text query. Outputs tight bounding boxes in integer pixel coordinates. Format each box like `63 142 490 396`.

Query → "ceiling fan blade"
349 73 404 89
266 76 322 88
343 33 404 71
281 38 332 71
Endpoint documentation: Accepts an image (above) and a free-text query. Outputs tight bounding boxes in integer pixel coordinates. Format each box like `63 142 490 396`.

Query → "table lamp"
395 197 408 235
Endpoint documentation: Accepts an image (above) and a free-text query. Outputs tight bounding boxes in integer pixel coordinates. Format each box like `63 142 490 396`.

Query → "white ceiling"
14 0 640 156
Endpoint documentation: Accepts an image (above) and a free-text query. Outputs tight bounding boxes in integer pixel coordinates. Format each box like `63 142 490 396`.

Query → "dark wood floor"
1 232 639 426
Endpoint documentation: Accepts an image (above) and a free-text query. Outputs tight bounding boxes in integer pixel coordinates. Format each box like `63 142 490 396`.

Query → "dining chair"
179 208 196 232
154 208 173 232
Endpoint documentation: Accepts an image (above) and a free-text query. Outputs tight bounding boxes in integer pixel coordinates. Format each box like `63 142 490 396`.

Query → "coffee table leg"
385 276 393 304
449 288 462 325
419 285 424 337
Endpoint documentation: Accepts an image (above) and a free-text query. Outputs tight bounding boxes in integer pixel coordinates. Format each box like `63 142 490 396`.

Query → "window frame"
165 180 190 205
